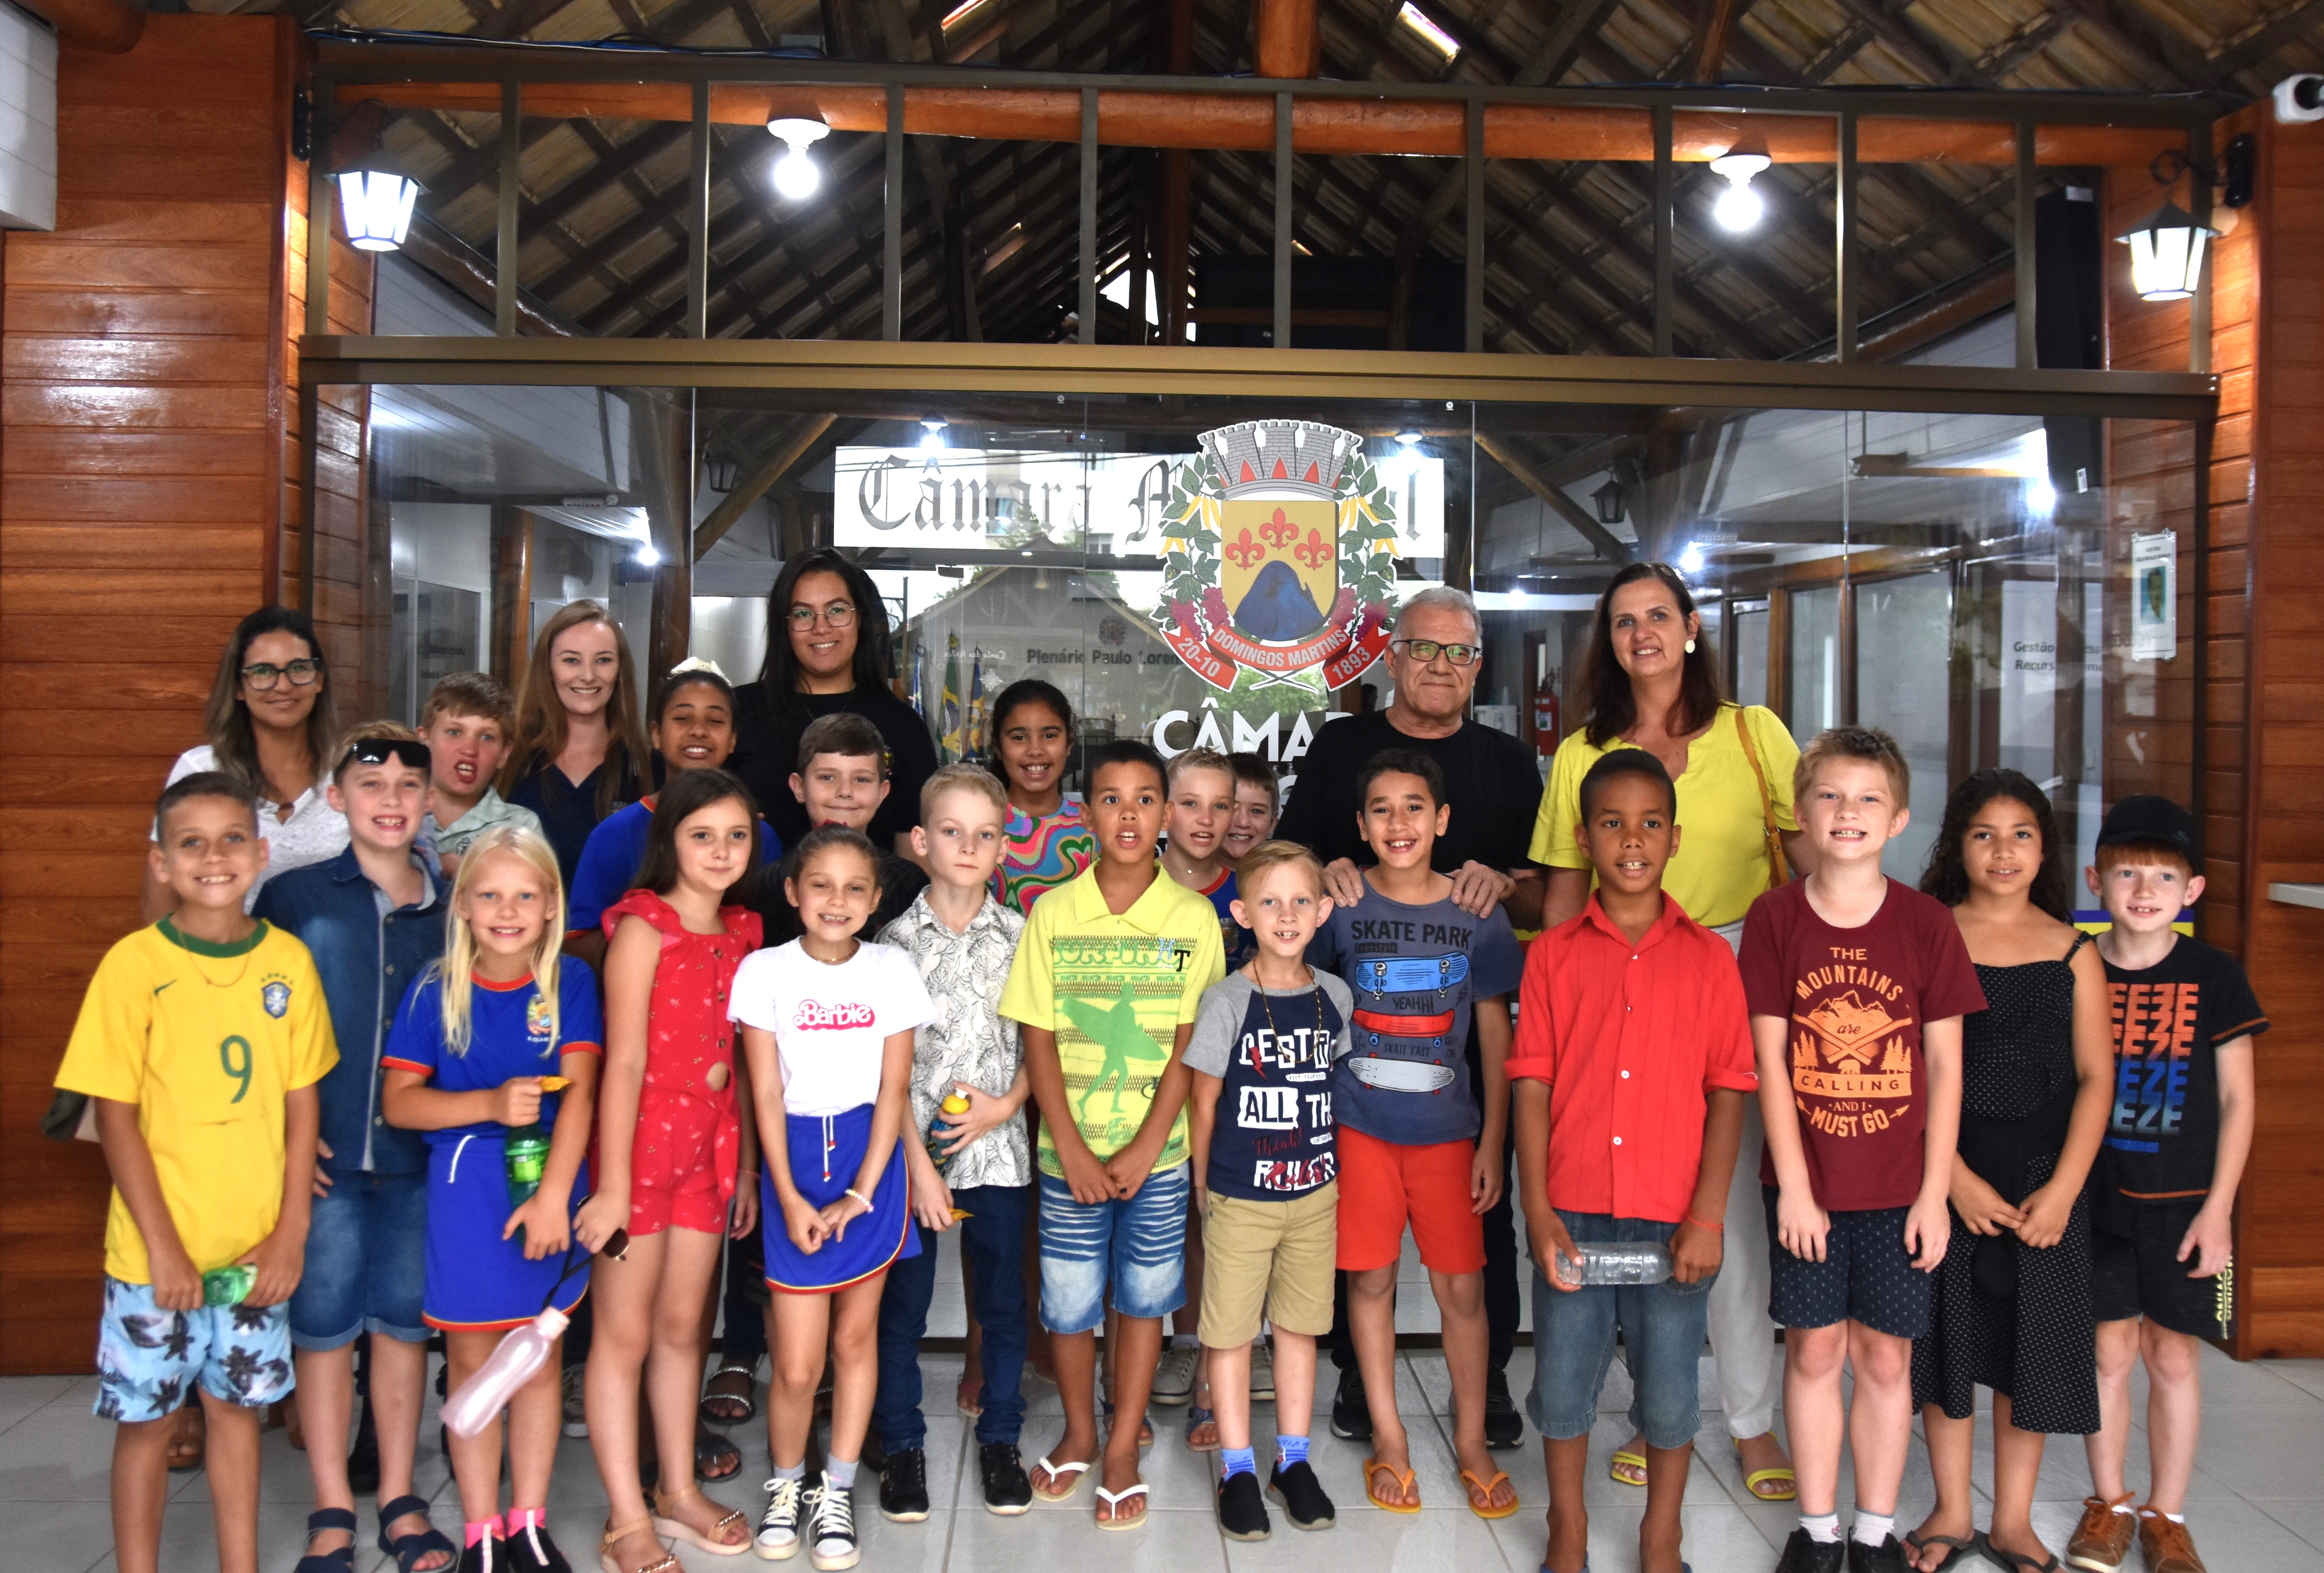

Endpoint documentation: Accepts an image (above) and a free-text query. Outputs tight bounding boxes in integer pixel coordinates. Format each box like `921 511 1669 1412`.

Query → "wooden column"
489 505 535 687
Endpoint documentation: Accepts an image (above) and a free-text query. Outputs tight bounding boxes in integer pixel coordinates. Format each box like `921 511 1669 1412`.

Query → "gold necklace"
172 926 258 991
1251 977 1324 1080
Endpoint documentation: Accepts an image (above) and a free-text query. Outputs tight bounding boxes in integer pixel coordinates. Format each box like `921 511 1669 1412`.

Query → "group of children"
62 660 2261 1573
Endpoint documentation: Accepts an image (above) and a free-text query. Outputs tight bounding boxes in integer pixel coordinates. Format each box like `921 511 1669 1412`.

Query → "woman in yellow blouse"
1529 561 1807 1503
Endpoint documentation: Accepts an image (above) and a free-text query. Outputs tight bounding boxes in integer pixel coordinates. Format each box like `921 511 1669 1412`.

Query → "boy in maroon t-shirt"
1741 727 1982 1573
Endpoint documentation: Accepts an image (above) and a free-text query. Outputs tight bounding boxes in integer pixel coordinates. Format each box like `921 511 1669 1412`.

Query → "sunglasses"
339 738 433 773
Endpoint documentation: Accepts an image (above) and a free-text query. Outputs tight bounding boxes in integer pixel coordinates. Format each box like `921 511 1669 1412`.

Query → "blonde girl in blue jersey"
382 825 603 1573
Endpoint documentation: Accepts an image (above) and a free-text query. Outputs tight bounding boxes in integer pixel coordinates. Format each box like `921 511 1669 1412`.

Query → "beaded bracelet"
844 1188 872 1208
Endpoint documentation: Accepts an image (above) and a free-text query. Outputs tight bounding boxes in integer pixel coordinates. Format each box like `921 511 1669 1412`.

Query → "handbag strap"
1732 706 1786 872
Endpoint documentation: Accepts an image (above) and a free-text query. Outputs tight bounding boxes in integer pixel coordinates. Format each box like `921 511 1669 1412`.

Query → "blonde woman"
502 600 654 889
381 825 603 1573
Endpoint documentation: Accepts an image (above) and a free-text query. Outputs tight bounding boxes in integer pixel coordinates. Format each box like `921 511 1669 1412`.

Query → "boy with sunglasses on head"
254 724 458 1573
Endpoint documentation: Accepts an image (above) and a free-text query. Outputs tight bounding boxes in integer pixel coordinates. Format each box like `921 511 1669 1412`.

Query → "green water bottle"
504 1123 551 1207
201 1264 254 1307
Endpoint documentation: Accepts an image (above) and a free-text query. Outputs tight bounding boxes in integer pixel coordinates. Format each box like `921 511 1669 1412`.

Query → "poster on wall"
2129 530 2177 662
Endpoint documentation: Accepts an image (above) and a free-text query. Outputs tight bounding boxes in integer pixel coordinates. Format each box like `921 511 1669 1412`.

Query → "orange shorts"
1334 1126 1485 1274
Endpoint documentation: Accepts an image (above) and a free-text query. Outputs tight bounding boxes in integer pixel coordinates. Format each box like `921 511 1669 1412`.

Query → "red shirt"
1739 879 1985 1211
1507 894 1758 1224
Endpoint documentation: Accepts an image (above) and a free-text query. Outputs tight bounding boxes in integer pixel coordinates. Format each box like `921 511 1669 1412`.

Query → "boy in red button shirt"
1512 750 1755 1573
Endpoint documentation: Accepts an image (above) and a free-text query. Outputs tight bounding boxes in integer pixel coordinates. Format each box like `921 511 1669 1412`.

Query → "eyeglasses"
786 601 857 630
240 658 324 690
338 737 432 773
1391 637 1480 667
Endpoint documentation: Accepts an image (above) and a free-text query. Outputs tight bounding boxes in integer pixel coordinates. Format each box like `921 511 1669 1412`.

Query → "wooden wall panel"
2238 100 2324 1357
0 15 305 1374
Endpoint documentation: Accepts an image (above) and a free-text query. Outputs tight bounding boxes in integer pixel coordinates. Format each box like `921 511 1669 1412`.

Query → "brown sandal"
597 1518 677 1573
165 1402 205 1471
651 1488 749 1556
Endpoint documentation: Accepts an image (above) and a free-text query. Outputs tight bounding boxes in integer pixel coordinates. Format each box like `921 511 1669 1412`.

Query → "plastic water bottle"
504 1125 551 1207
924 1091 973 1173
1549 1241 1673 1288
443 1307 569 1438
201 1265 254 1307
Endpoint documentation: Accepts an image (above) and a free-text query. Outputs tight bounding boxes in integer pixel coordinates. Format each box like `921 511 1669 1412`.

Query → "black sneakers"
977 1443 1033 1515
1328 1367 1371 1442
1266 1460 1336 1530
502 1516 571 1573
1217 1470 1271 1541
1775 1528 1848 1573
1847 1534 1908 1573
877 1447 930 1523
1483 1366 1525 1450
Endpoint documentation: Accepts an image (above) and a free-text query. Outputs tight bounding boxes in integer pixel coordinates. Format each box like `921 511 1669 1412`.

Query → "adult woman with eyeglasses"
1528 559 1809 1503
728 547 938 856
141 607 348 923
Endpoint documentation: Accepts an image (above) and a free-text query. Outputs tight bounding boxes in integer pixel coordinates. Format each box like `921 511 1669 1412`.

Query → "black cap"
2095 794 2198 869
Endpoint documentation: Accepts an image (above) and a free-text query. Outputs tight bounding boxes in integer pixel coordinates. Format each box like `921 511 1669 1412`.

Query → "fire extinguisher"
1534 672 1560 759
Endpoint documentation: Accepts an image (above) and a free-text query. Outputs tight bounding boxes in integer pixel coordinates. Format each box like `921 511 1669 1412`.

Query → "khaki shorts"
1198 1182 1338 1346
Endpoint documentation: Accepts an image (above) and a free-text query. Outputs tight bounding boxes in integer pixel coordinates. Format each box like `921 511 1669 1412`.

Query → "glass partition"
337 365 2198 913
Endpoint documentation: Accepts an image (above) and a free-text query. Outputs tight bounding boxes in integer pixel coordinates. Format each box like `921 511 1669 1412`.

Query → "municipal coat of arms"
1154 421 1400 690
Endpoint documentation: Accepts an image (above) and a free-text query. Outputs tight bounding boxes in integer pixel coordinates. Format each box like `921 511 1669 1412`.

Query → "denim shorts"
1526 1212 1714 1453
1037 1161 1190 1334
95 1278 293 1421
289 1168 429 1349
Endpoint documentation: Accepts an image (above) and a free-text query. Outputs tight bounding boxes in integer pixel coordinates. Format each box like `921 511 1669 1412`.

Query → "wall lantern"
337 167 422 252
1592 476 1626 525
769 116 831 201
2117 137 2254 303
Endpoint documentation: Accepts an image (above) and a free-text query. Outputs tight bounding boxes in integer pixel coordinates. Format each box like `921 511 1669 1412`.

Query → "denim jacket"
253 846 447 1175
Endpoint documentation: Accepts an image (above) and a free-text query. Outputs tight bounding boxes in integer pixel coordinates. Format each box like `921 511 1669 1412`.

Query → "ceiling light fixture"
1397 2 1460 60
919 418 949 453
768 116 831 202
1678 542 1704 574
1708 147 1771 232
634 541 662 567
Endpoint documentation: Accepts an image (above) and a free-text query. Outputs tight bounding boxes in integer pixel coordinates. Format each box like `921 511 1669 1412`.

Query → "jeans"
1038 1162 1190 1332
289 1168 429 1350
874 1183 1031 1450
1525 1211 1714 1452
721 1228 768 1364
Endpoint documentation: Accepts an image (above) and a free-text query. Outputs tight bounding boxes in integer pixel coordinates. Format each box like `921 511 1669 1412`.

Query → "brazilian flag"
940 633 963 763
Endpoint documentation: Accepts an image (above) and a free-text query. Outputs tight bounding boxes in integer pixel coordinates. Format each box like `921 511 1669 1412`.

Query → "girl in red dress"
576 767 765 1573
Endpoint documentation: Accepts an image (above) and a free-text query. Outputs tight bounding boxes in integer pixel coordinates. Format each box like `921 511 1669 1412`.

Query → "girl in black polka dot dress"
1905 771 2115 1573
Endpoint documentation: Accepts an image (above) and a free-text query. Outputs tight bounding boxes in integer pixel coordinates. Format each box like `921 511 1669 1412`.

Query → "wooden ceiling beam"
2209 0 2324 82
1255 0 1320 76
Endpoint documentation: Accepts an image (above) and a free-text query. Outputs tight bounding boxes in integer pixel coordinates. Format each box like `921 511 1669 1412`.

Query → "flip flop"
1031 1455 1090 1502
1905 1530 1983 1571
1363 1457 1421 1514
1094 1481 1148 1530
1978 1540 2059 1573
1609 1447 1647 1487
1461 1467 1519 1520
1734 1438 1798 1502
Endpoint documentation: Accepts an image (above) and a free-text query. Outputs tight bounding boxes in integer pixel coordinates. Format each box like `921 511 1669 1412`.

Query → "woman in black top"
728 548 938 857
500 598 653 889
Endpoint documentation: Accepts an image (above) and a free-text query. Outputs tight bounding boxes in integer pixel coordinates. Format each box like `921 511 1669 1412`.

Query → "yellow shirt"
1529 703 1801 930
54 920 338 1284
999 861 1227 1177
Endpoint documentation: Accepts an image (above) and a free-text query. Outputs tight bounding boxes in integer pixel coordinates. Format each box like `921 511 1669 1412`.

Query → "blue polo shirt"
253 846 447 1175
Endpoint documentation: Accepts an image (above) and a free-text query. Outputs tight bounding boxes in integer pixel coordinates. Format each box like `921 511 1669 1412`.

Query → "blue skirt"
424 1132 590 1332
761 1104 918 1294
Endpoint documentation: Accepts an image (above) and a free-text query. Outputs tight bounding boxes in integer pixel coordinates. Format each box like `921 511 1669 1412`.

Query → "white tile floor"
10 1223 2324 1572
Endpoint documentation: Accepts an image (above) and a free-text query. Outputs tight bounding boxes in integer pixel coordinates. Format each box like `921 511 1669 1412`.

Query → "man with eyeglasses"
1275 584 1543 1454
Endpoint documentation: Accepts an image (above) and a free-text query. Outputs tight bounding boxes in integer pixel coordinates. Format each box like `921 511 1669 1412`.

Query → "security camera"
2275 74 2324 123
